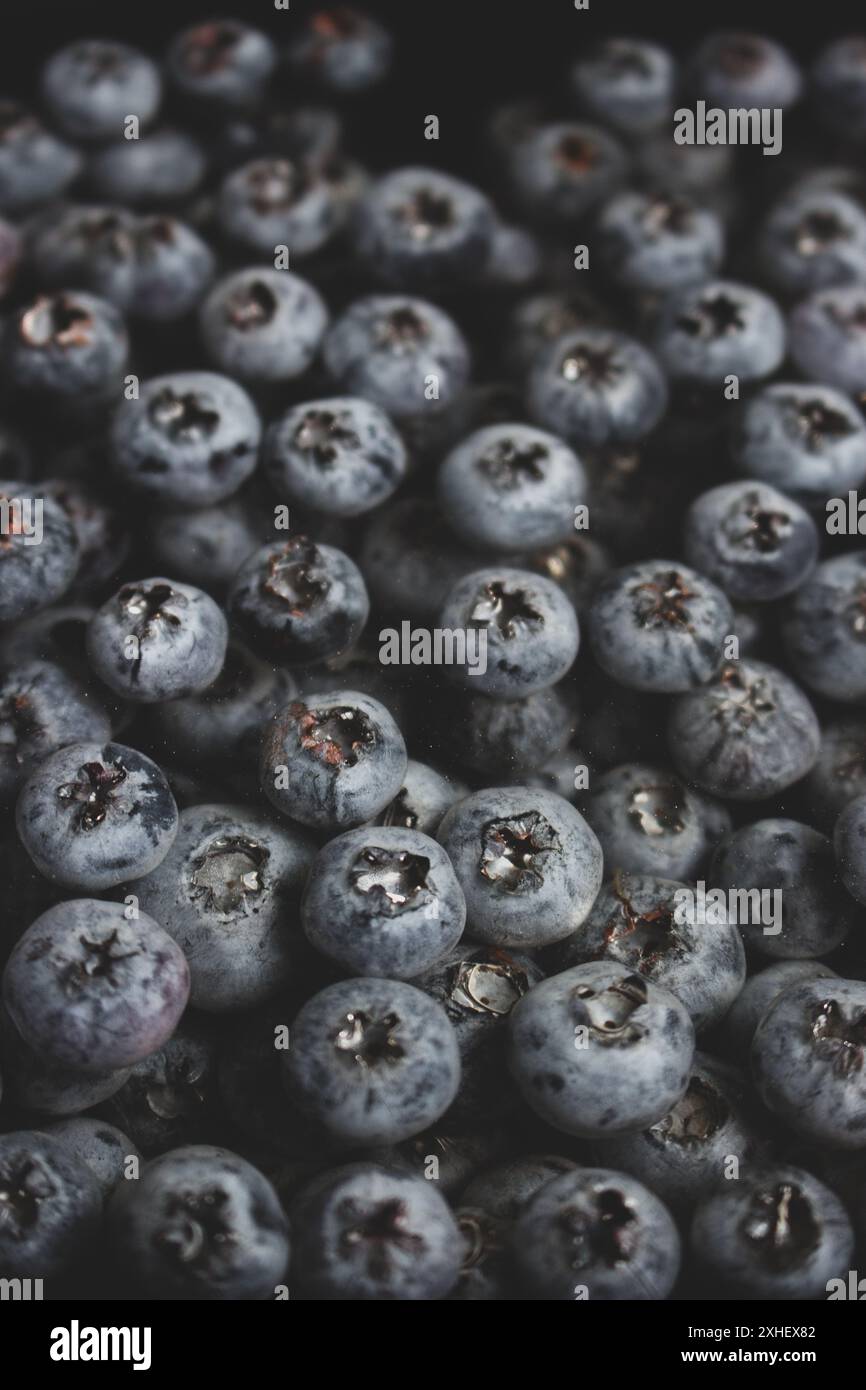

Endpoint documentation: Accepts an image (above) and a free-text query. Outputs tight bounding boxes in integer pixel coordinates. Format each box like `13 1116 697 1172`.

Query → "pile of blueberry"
1 14 866 1303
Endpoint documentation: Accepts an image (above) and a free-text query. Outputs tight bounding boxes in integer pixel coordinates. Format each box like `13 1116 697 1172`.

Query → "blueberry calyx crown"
469 581 542 639
716 664 776 730
63 927 141 994
333 1010 405 1067
141 1054 208 1122
390 186 455 244
787 396 853 449
715 34 767 76
190 835 269 914
0 101 37 142
226 279 278 330
293 408 362 466
628 781 686 837
374 305 429 351
157 1187 234 1267
121 582 185 637
57 759 127 830
350 846 431 913
246 159 309 214
678 291 746 340
741 1182 820 1270
641 195 694 238
630 569 696 629
148 389 220 442
572 974 648 1046
457 1210 499 1271
649 1076 729 1147
604 873 686 972
0 1156 54 1233
846 585 866 641
262 539 329 613
292 701 375 768
449 954 529 1016
555 133 599 175
70 41 128 80
338 1197 425 1278
0 690 41 748
793 210 848 258
20 295 93 350
811 997 866 1077
725 494 791 554
591 38 654 79
180 21 242 75
558 1186 638 1268
310 9 366 44
479 811 560 892
477 437 548 490
559 339 620 386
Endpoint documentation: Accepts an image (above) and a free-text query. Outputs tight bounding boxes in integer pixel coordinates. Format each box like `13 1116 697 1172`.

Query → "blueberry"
167 21 277 110
834 792 866 905
588 560 732 693
0 999 130 1116
135 803 315 1012
353 167 494 289
284 9 393 94
0 485 80 622
812 37 866 142
528 328 668 450
200 268 329 385
151 640 293 771
144 501 262 594
690 1166 854 1298
789 284 866 394
40 1118 140 1198
437 787 603 950
87 128 207 207
506 288 616 378
322 295 471 420
3 898 189 1073
597 189 724 294
261 689 406 831
2 292 129 417
730 382 866 505
415 942 543 1125
0 1131 102 1279
290 1161 460 1301
752 977 866 1148
87 578 228 703
667 659 820 801
102 1017 219 1155
784 554 866 702
687 32 802 109
436 423 586 553
460 1153 578 1221
722 960 838 1064
547 871 745 1031
591 1054 758 1213
282 976 460 1145
0 101 81 213
373 760 466 836
438 566 579 699
40 477 130 597
684 481 819 603
570 38 676 135
15 740 178 890
109 371 260 508
757 189 866 297
509 961 694 1138
509 1166 681 1300
712 818 852 960
432 684 574 782
302 826 465 980
265 397 406 516
218 156 339 258
584 762 730 880
229 538 369 664
0 659 111 810
360 498 479 623
508 122 626 225
107 1144 289 1299
41 40 162 141
653 280 786 385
